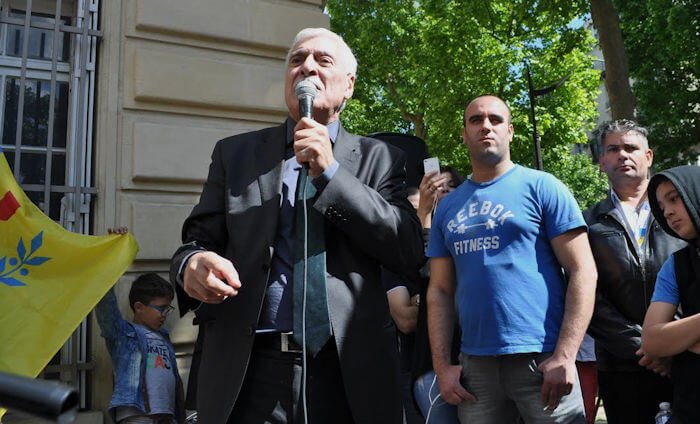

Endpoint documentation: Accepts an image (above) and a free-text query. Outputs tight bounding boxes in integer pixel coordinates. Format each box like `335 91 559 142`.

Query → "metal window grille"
0 0 101 409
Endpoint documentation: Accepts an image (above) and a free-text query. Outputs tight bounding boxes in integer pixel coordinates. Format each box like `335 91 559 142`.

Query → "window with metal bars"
0 0 101 410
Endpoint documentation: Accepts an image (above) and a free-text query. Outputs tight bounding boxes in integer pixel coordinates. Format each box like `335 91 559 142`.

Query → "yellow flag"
0 151 138 379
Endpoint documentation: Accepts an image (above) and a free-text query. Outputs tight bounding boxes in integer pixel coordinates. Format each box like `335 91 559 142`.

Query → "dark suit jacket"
170 121 424 424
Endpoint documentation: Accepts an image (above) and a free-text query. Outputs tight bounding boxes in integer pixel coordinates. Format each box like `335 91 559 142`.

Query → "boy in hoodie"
642 165 700 423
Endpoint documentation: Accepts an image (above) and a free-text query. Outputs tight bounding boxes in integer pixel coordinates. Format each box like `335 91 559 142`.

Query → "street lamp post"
526 63 571 170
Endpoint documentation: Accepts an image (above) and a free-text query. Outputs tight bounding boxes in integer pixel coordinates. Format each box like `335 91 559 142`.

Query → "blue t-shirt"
427 165 586 355
651 256 679 305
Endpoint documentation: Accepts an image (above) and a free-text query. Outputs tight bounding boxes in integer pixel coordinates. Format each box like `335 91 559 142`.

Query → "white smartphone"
423 157 440 175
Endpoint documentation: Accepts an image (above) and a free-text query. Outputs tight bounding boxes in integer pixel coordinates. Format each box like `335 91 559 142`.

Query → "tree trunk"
590 0 637 120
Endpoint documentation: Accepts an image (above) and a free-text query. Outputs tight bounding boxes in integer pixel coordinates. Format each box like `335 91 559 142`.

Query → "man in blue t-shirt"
426 95 597 424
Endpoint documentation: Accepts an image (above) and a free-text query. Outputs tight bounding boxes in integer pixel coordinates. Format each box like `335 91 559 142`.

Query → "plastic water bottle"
655 401 672 424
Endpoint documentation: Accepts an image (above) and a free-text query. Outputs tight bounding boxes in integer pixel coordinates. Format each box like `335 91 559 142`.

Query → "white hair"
286 28 358 76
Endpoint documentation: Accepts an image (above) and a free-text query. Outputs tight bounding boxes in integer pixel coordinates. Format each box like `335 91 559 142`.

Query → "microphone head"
295 79 317 100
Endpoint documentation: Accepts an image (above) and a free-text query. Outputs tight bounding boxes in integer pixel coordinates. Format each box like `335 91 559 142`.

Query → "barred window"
0 0 101 410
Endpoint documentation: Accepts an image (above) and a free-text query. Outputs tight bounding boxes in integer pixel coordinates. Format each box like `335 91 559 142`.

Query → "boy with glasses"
96 232 184 423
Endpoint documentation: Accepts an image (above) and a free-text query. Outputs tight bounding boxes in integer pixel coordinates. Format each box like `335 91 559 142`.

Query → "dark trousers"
598 368 673 424
227 339 355 424
400 370 424 424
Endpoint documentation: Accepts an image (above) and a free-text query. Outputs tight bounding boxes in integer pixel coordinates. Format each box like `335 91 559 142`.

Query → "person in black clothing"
170 27 423 424
382 267 422 424
585 120 683 424
411 168 462 424
643 165 700 423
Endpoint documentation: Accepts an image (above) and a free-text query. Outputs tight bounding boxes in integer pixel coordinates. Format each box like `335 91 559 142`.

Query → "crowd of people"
95 27 700 424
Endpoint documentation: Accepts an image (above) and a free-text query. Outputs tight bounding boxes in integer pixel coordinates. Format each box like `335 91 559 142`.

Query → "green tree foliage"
614 0 700 168
328 0 609 208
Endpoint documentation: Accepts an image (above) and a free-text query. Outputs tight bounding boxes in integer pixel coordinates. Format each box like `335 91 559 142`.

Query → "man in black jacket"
170 28 423 424
585 120 685 424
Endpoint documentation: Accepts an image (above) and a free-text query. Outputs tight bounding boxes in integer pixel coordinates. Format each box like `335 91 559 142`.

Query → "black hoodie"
648 165 700 242
648 165 700 424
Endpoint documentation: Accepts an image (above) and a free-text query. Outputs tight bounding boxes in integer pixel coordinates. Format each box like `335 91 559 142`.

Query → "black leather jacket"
585 195 686 371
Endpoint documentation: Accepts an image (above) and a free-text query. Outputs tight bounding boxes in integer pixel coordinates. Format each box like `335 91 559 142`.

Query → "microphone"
0 371 78 423
295 79 317 120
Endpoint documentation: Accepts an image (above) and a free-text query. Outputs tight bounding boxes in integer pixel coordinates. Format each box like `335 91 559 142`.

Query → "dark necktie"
292 167 332 356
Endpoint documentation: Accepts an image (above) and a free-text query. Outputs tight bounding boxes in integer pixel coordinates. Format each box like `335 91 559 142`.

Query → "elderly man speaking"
170 28 423 424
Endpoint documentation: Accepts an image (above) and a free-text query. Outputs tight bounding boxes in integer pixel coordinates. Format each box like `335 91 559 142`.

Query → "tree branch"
386 76 426 138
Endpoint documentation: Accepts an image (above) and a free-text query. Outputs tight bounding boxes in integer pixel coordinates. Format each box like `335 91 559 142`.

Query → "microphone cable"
299 165 310 424
294 78 317 424
424 372 442 423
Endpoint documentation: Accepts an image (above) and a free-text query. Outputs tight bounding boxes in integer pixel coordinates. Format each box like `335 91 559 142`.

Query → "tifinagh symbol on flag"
0 230 51 287
0 149 139 408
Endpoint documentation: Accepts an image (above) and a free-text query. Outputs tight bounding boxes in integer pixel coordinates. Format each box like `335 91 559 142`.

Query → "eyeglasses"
146 303 175 316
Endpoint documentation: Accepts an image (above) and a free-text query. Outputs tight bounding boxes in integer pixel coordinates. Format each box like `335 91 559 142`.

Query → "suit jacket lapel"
255 123 286 247
333 124 361 176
